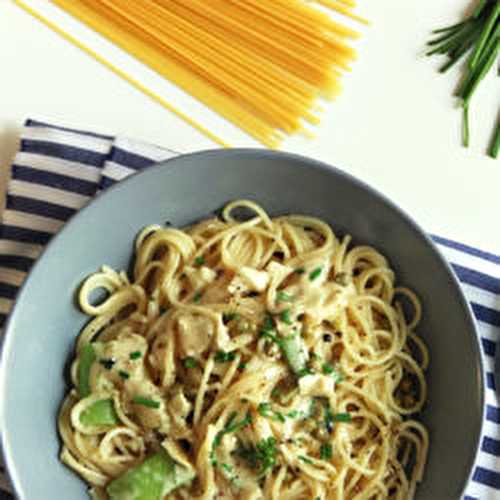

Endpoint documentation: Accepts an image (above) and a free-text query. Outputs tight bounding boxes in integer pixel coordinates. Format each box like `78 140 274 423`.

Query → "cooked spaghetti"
51 0 367 148
59 200 429 500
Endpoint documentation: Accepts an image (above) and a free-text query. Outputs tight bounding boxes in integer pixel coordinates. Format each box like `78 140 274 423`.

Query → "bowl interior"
0 149 483 499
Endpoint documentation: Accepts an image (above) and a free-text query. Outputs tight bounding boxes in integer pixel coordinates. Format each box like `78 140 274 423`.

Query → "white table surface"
0 0 498 252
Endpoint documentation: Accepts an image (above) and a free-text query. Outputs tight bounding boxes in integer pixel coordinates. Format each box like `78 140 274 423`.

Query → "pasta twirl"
59 201 429 500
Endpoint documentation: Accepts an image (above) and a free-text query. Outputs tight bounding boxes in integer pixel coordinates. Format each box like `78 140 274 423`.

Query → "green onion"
223 312 240 323
238 362 247 371
298 455 314 465
322 363 344 383
286 410 301 418
235 437 278 476
277 291 295 303
214 350 236 363
488 121 499 159
194 256 205 266
193 291 203 303
463 104 470 147
320 443 333 460
257 402 286 422
297 367 314 378
118 370 130 380
132 396 160 409
333 412 352 423
280 308 293 325
213 412 252 448
295 267 306 274
183 356 198 369
221 463 233 473
426 0 500 155
309 267 323 281
262 313 274 332
129 351 142 360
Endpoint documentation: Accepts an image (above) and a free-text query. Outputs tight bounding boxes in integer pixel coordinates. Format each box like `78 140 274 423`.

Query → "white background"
0 0 498 251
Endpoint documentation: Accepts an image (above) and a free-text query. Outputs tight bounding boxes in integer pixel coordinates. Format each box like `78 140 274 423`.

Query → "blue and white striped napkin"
0 119 499 499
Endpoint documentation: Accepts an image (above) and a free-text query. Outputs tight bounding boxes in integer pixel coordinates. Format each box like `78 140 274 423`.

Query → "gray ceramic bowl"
0 149 484 499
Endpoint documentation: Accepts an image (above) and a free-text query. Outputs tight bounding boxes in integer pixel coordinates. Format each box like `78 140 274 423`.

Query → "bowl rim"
0 147 485 498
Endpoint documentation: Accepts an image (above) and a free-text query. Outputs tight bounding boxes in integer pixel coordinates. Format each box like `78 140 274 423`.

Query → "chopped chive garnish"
298 455 314 465
286 410 300 418
309 267 323 281
324 402 334 433
223 312 240 323
193 291 203 303
118 370 130 380
297 367 314 378
194 256 205 266
333 412 352 423
238 362 247 370
221 463 233 473
99 358 115 370
183 356 198 369
320 443 333 460
295 267 306 274
132 396 160 409
280 308 293 325
257 402 272 416
257 402 286 423
262 313 274 332
271 388 282 399
236 437 278 476
213 412 252 448
277 291 295 303
129 351 142 360
322 362 345 382
214 350 236 363
322 363 334 374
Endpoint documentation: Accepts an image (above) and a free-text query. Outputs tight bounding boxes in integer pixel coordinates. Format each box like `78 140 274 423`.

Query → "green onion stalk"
426 0 499 158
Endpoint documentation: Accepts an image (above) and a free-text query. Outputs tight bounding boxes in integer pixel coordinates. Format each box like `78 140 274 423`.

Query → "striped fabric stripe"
0 119 498 499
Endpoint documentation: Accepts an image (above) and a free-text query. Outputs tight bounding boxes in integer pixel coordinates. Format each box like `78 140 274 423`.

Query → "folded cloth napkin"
0 119 499 499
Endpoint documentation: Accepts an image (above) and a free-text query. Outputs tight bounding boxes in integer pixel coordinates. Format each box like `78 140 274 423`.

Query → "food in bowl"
58 200 429 499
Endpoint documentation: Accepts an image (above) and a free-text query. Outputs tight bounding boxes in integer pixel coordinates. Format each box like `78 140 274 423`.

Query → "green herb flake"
193 291 203 303
183 356 198 369
333 412 352 423
297 367 314 378
262 313 274 332
277 291 295 303
221 463 233 473
214 350 237 363
320 443 333 460
213 412 252 449
223 312 240 323
309 267 323 281
295 267 306 274
298 455 314 465
118 370 130 380
280 308 293 325
194 256 205 266
271 388 282 399
286 410 300 418
322 363 334 374
129 351 142 360
238 362 247 371
132 396 160 409
322 363 344 383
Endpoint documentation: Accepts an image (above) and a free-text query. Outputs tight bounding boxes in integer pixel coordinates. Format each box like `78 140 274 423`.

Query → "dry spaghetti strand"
50 0 366 147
